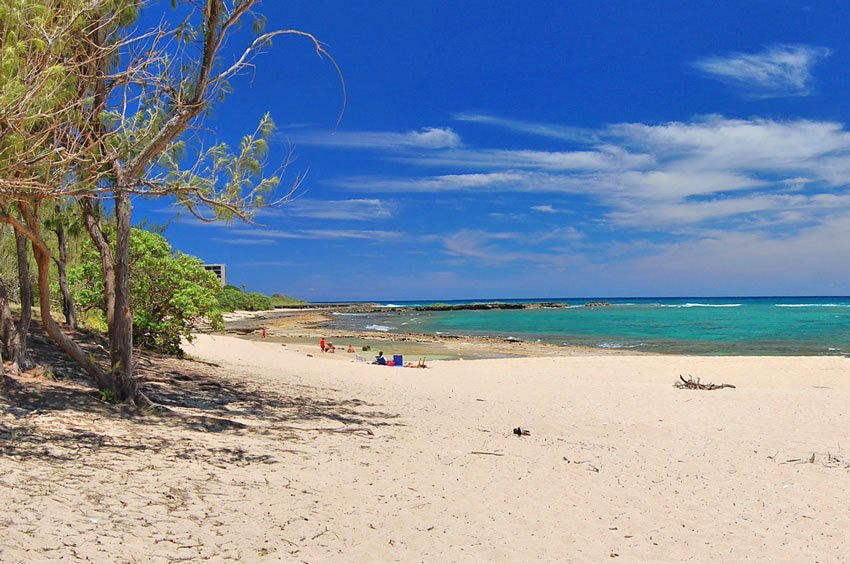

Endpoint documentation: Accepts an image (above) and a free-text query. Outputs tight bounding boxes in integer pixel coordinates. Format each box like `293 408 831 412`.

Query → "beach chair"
355 354 366 363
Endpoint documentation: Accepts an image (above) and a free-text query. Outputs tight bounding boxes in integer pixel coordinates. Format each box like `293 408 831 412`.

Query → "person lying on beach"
374 352 387 365
404 357 427 368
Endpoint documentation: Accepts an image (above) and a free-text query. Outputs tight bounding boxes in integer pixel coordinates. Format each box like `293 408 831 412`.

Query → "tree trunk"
0 283 12 375
110 191 137 403
53 205 78 328
79 197 115 329
17 203 109 389
5 230 33 374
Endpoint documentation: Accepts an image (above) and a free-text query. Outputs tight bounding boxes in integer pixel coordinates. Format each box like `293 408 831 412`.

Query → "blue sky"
144 1 850 301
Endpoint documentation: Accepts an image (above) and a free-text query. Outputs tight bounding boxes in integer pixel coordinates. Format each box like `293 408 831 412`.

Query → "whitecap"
365 324 393 332
660 303 741 308
597 342 645 349
775 303 847 308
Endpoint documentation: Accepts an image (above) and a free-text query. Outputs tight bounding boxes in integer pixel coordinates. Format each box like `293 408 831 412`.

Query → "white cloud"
607 194 796 228
307 113 850 285
286 127 461 149
531 205 557 213
612 116 850 170
691 44 832 98
330 116 850 234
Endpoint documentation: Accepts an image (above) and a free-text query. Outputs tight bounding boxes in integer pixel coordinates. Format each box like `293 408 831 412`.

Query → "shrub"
69 228 224 354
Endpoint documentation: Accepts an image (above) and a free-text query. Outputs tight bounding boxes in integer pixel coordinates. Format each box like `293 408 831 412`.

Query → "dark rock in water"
534 302 569 309
584 301 611 308
415 302 526 312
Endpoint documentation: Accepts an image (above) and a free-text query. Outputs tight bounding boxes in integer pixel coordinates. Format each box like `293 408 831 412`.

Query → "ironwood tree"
1 0 342 404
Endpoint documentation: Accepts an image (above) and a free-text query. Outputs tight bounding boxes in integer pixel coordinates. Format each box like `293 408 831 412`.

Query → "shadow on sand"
1 323 401 465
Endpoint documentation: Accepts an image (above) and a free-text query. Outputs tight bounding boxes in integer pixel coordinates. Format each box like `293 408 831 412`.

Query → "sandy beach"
3 331 850 562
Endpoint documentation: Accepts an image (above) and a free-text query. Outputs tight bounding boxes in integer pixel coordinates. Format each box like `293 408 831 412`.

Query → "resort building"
202 263 227 286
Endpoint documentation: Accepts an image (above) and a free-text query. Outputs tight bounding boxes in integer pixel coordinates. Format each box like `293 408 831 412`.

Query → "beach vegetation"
270 293 308 307
98 388 114 403
218 285 273 312
69 228 224 355
216 286 308 311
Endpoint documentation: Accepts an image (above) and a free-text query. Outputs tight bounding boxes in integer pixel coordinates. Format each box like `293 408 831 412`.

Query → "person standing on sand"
320 337 326 352
261 328 266 338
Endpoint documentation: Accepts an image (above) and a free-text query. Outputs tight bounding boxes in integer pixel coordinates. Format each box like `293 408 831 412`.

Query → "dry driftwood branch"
674 374 736 391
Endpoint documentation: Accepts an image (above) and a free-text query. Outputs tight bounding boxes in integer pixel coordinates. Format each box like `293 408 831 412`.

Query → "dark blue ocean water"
326 297 850 355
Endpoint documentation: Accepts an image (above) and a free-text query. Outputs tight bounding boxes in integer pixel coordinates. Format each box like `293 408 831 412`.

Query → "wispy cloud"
329 171 564 193
211 238 277 245
392 145 655 172
238 261 296 267
691 44 832 98
285 127 461 149
229 228 406 241
453 112 593 141
264 198 394 221
606 217 850 294
440 228 586 269
442 229 518 260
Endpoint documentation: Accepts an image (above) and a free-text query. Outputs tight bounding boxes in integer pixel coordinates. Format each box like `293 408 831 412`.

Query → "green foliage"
69 227 224 354
217 285 272 312
160 113 281 222
270 293 307 307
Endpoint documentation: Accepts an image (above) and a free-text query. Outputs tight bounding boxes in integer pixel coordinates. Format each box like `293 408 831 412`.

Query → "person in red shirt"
320 337 326 352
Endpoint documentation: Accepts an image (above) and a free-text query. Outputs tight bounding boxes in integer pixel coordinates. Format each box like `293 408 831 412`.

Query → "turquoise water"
327 297 850 355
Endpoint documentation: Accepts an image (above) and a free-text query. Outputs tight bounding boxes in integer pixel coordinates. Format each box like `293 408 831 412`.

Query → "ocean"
325 297 850 356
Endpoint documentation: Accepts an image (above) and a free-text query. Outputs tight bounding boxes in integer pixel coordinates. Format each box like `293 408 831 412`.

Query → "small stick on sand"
327 425 375 435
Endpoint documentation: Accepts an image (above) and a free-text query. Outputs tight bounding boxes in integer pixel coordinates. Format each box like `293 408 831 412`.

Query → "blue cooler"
393 354 403 367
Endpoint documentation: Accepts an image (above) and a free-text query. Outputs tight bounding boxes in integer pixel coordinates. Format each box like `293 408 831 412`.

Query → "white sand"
4 334 850 562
